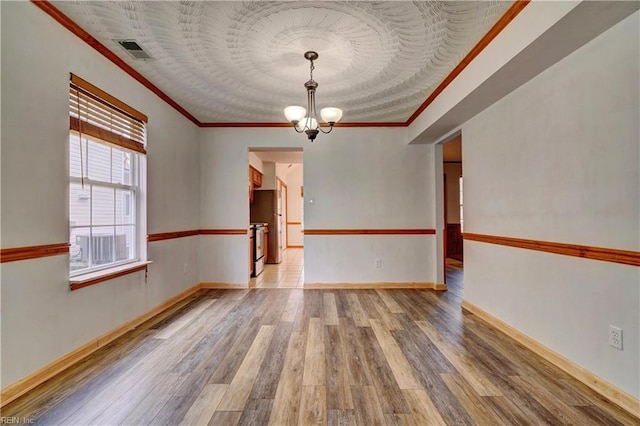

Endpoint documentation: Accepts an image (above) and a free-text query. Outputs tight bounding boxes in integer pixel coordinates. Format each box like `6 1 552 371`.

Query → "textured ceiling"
52 1 513 124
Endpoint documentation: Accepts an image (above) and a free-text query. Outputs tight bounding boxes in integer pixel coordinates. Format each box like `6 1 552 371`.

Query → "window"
69 74 147 276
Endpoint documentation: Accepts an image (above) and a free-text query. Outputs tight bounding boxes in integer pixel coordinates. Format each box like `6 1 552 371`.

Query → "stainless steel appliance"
250 190 282 264
251 223 265 276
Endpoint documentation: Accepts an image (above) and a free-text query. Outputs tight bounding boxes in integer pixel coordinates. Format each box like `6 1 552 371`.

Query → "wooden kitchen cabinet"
249 166 263 203
249 165 263 187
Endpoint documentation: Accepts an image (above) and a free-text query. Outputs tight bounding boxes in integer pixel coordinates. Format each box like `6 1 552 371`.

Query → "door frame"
277 177 288 250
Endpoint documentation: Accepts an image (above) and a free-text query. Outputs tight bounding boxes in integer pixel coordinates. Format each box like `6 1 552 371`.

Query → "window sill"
69 260 153 291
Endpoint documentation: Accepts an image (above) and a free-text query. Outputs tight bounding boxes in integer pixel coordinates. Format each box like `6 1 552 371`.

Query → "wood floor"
2 264 638 425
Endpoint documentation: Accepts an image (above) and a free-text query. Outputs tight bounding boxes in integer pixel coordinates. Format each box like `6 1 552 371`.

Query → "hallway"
252 248 304 289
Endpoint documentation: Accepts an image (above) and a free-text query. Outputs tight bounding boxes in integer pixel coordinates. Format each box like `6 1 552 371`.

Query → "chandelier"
284 51 343 142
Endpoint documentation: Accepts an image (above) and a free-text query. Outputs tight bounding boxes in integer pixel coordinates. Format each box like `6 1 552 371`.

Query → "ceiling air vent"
115 39 152 60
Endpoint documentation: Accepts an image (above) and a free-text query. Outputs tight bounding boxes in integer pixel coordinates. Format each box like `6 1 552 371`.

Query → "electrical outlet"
375 258 382 268
609 326 623 350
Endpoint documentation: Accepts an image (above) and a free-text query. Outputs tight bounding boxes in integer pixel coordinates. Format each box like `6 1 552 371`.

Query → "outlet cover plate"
609 326 623 350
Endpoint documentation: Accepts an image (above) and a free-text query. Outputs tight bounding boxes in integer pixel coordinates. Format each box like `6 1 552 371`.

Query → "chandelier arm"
317 124 334 134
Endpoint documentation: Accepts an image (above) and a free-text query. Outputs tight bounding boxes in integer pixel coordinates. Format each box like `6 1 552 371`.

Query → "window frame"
68 74 147 280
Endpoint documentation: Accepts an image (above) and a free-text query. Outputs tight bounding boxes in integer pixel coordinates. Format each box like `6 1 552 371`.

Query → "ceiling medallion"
284 51 343 142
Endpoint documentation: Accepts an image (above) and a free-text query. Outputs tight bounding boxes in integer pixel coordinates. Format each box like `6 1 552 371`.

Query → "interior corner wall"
248 152 263 173
462 12 639 398
259 162 277 190
1 2 200 388
199 127 438 285
285 164 304 247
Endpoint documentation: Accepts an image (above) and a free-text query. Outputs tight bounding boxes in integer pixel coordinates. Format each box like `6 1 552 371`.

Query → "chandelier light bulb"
302 117 318 130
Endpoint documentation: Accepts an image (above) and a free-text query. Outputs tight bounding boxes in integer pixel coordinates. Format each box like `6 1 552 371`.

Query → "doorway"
248 148 304 288
442 134 464 295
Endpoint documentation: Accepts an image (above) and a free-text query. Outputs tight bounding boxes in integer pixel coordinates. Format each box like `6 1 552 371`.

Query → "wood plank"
559 378 640 426
102 372 185 425
375 290 405 314
207 314 263 384
292 289 322 333
170 296 241 375
575 405 627 426
327 409 356 426
391 323 474 425
302 317 326 386
489 375 562 425
393 316 455 374
323 292 340 325
249 322 293 400
480 395 535 425
298 386 327 425
357 327 411 415
268 332 306 425
369 319 422 390
339 318 373 386
346 292 369 327
155 298 217 339
216 325 276 411
179 384 228 426
173 333 251 401
354 290 382 320
324 325 354 409
281 290 303 322
334 292 352 318
385 413 413 425
351 385 386 426
236 398 273 426
509 375 594 425
256 290 292 325
402 389 447 426
208 411 242 426
367 292 403 330
415 320 503 396
440 373 503 425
